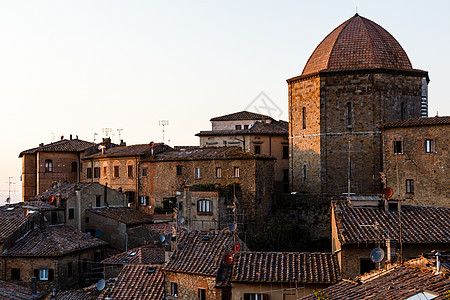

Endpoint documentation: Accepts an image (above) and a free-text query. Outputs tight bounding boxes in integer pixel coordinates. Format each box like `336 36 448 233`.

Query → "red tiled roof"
163 230 235 277
210 111 271 121
53 288 100 300
19 139 95 157
87 207 153 226
3 225 107 256
83 143 171 159
34 182 98 201
142 147 273 162
300 257 450 299
0 279 42 299
302 14 415 76
334 202 450 244
196 120 288 136
136 223 176 236
103 245 165 265
232 252 340 284
98 265 164 300
380 116 450 128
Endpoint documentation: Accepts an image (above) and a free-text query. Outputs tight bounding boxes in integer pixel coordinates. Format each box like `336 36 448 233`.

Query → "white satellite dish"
178 216 185 224
159 235 166 243
370 247 385 263
97 278 106 291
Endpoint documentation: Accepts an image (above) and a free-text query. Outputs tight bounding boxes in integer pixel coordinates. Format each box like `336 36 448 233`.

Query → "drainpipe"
76 190 82 231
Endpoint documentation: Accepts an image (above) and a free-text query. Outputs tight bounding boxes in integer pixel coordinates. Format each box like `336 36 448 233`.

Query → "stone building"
380 116 449 207
81 143 170 211
331 199 450 278
163 230 247 300
140 147 275 232
288 14 429 195
230 252 340 299
19 136 95 201
34 182 126 232
1 225 108 292
197 111 290 192
85 207 153 251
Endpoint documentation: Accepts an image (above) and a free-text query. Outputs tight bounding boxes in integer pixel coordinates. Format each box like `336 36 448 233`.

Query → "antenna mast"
159 120 169 144
102 128 112 139
117 129 124 142
7 177 15 204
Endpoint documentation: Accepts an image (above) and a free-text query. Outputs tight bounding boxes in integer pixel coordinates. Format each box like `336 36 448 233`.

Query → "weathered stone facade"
289 70 427 195
381 118 449 207
164 272 222 300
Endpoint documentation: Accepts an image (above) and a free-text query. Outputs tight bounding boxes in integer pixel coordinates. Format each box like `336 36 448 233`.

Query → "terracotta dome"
302 14 413 76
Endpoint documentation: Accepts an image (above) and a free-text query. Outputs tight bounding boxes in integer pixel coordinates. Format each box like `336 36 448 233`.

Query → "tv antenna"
117 129 124 141
51 132 56 142
158 120 169 144
6 177 15 204
93 133 98 143
102 128 112 138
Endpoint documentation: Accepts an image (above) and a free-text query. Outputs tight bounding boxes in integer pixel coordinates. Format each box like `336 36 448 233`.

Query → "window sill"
197 212 213 216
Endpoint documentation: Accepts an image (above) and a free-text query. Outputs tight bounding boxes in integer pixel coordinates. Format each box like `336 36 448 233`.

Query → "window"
45 160 53 172
71 162 77 172
103 166 107 177
406 179 414 194
171 282 178 297
197 199 212 213
128 165 133 178
68 208 75 220
96 196 101 207
176 165 183 176
215 167 222 178
39 269 49 281
282 145 289 159
303 164 307 181
195 167 201 179
80 163 83 173
283 169 289 182
94 167 100 178
254 145 261 154
235 125 242 130
346 102 352 127
141 168 148 177
302 107 306 129
244 294 268 300
51 211 57 224
114 166 120 178
67 263 72 277
233 167 240 177
244 124 249 129
424 139 434 153
393 140 403 154
11 268 20 280
401 102 406 120
86 167 93 179
360 258 375 275
198 289 206 300
140 196 149 205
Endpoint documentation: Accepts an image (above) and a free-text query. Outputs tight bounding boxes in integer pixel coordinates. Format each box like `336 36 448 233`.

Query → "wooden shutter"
33 269 39 279
49 269 54 281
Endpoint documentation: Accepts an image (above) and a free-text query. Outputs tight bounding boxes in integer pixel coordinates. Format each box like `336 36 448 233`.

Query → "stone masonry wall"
164 271 218 300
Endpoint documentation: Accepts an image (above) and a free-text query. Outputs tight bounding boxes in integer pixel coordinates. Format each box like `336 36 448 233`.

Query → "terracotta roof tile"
83 143 171 159
2 225 107 256
0 279 42 299
334 202 450 244
34 182 98 200
380 116 450 128
232 252 340 284
163 230 235 277
142 147 273 162
131 223 177 236
98 265 164 300
87 207 153 226
302 14 414 76
300 257 450 299
196 120 288 136
102 245 165 265
210 111 271 121
19 139 95 157
53 288 100 300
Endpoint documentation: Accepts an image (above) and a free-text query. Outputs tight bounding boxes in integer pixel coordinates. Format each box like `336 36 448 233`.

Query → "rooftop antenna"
356 5 358 14
93 133 98 143
117 129 124 142
6 177 15 204
51 132 56 142
102 128 112 138
159 120 169 144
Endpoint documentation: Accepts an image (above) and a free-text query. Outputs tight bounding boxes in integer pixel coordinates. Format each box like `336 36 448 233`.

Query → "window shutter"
146 196 150 205
33 269 39 279
244 294 251 300
49 269 54 281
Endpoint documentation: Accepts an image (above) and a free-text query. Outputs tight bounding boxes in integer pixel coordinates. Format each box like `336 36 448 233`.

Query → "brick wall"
382 124 449 207
164 271 219 300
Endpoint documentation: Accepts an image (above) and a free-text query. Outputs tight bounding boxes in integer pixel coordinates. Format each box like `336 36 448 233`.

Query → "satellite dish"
167 233 173 243
223 253 234 266
232 243 241 253
159 235 166 243
229 223 235 231
96 279 106 291
370 247 385 263
98 145 102 150
95 230 102 238
178 216 185 224
5 197 10 204
382 187 394 199
49 196 55 203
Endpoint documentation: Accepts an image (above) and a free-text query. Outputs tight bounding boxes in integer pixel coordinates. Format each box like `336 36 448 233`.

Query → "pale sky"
1 0 449 203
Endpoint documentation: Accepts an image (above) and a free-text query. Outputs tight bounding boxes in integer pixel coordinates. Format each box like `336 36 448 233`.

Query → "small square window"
68 208 75 220
86 167 93 179
233 167 240 178
142 168 148 177
393 140 403 154
39 269 49 281
94 167 100 178
215 167 222 178
406 179 414 194
11 268 20 280
244 125 249 129
235 125 242 130
254 145 261 154
176 165 183 176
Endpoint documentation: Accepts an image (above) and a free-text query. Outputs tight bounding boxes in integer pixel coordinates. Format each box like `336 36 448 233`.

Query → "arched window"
45 160 53 172
197 199 212 214
302 107 306 129
346 102 352 128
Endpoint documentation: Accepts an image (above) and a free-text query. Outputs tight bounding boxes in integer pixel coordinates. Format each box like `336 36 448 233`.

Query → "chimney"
39 143 44 147
61 135 64 140
70 134 72 140
386 239 397 263
31 277 37 296
435 252 442 275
